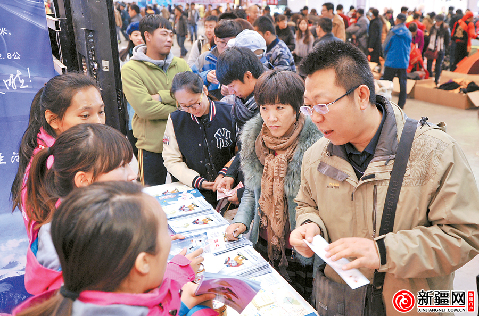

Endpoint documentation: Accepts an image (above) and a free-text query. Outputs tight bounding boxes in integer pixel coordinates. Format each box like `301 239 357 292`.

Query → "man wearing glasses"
122 15 190 186
290 41 479 314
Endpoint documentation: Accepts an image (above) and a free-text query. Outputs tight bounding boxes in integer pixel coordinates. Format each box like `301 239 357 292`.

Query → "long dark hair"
17 182 160 316
11 73 99 213
119 40 135 62
295 17 312 45
25 123 133 229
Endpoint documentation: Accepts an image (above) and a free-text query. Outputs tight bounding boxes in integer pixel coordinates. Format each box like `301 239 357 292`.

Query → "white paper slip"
303 235 369 290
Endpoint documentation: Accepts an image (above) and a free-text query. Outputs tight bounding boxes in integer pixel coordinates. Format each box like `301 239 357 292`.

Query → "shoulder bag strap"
373 117 418 289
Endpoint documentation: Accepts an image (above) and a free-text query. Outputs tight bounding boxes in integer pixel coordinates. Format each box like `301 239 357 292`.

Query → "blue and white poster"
0 0 55 312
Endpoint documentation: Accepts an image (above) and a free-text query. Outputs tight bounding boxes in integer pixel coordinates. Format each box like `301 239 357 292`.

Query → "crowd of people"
9 1 479 316
113 2 478 111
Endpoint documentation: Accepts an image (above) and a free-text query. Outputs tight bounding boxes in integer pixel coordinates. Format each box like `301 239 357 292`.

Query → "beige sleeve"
379 138 479 278
162 116 201 187
294 147 329 241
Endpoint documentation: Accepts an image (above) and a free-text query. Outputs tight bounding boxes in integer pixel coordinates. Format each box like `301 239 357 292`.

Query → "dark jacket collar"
266 36 279 53
190 99 216 124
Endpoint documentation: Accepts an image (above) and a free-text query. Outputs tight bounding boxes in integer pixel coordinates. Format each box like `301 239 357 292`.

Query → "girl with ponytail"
14 182 215 316
11 72 105 234
23 123 136 295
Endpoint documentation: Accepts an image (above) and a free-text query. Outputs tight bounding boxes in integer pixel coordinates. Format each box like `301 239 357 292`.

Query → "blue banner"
0 1 55 312
0 0 56 215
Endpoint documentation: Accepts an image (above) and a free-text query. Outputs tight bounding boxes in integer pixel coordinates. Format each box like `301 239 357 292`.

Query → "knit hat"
397 13 407 22
227 29 267 54
126 22 140 36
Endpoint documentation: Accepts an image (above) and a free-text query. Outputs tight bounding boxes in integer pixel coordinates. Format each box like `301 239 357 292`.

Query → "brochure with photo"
167 210 228 234
195 272 261 313
203 246 271 278
160 196 213 219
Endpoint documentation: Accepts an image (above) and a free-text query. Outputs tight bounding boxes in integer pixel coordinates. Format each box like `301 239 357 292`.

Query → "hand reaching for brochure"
325 237 380 270
181 282 215 309
289 222 322 258
225 223 247 241
181 248 204 274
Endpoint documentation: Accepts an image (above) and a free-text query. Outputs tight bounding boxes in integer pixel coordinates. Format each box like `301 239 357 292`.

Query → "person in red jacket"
406 12 425 31
451 11 476 70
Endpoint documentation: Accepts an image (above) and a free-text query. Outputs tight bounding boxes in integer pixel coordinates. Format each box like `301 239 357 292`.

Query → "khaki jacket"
332 14 346 42
295 97 479 316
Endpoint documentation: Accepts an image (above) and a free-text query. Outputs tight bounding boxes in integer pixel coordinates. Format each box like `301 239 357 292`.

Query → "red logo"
468 291 475 312
393 290 415 313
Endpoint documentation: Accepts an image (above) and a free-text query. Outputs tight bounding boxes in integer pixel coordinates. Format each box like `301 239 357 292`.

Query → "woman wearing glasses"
225 70 321 301
163 71 236 207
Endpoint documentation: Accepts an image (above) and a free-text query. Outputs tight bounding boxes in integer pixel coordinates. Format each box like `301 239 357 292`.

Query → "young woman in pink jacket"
14 181 216 316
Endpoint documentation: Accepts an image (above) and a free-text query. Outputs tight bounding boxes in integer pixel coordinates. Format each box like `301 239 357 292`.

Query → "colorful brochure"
168 210 227 234
203 246 271 278
195 272 261 313
160 196 214 219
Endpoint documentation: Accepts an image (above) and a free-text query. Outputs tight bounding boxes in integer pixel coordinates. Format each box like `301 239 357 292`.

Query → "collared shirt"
343 103 385 179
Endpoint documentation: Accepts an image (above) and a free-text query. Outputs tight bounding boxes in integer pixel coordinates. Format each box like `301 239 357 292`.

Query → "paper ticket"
303 235 369 289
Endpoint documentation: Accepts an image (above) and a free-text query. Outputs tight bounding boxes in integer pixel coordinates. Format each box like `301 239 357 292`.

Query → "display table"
143 184 318 316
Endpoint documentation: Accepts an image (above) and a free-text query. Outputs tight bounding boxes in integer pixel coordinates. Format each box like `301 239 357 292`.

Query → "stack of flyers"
195 272 261 313
168 227 253 261
304 235 369 289
143 184 191 197
167 210 228 234
203 246 271 278
160 196 214 219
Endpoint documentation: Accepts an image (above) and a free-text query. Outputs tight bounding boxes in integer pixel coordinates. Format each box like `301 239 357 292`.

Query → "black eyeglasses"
300 85 361 116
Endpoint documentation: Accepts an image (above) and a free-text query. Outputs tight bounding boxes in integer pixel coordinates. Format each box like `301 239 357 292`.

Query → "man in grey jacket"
346 8 369 55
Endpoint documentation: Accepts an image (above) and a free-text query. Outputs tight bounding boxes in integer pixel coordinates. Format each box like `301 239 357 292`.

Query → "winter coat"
346 15 369 54
15 255 217 316
313 33 342 48
24 221 62 295
187 35 210 68
265 37 296 72
162 100 236 206
121 45 191 153
295 96 479 316
275 25 295 52
383 23 412 69
411 28 425 53
175 15 188 37
233 113 321 246
428 24 450 53
332 14 346 41
368 17 383 52
294 34 314 58
192 47 221 99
